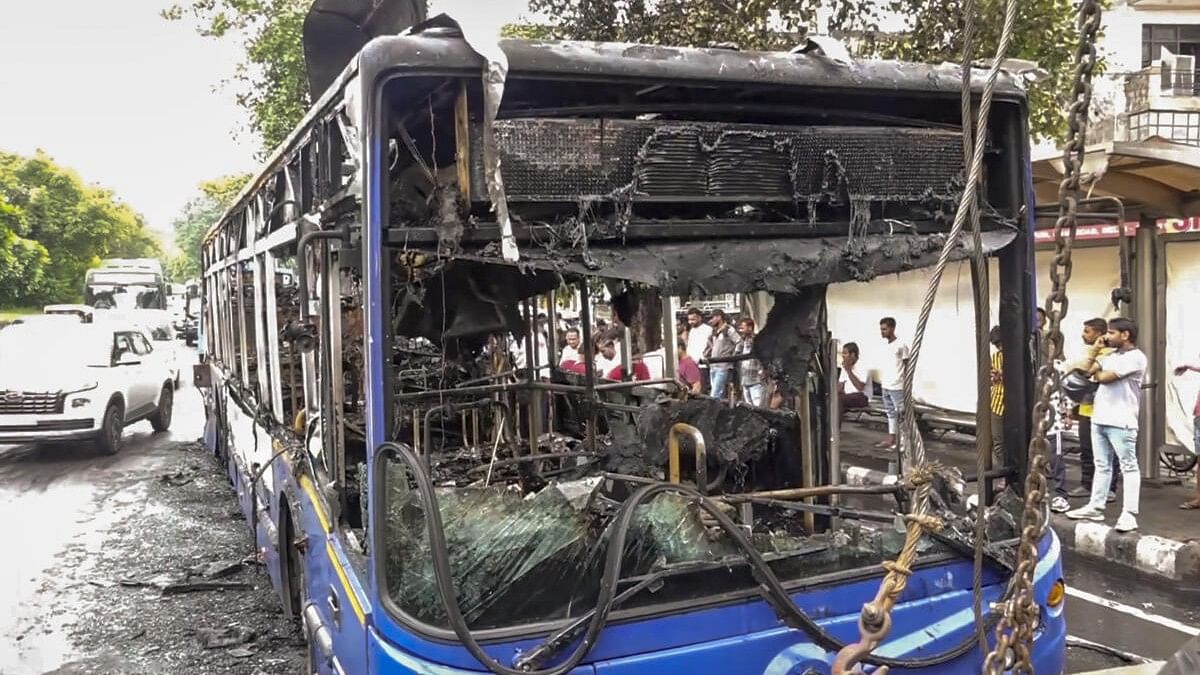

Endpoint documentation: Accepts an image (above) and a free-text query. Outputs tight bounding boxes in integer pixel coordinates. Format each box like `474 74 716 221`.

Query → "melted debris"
47 442 305 675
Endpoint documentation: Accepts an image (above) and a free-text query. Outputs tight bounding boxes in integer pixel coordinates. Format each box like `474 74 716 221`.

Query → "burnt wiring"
380 441 1011 675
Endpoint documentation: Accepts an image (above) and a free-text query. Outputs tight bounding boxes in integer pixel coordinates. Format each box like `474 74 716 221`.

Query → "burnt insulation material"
391 259 561 342
467 119 965 206
633 398 772 468
452 230 1016 297
754 287 825 392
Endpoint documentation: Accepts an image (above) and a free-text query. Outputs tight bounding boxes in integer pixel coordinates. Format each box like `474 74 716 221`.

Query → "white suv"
0 320 175 453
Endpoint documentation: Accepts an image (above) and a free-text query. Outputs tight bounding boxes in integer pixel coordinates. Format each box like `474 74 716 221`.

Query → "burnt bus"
199 10 1062 675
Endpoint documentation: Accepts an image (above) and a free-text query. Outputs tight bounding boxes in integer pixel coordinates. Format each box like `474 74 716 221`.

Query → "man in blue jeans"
876 317 911 451
706 309 739 401
1066 318 1147 532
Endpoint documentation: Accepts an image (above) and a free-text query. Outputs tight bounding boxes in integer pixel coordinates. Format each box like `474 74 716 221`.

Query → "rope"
897 0 1019 473
957 0 994 664
831 1 1020 671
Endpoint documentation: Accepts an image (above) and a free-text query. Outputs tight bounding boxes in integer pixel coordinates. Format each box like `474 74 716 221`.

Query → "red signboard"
1034 218 1200 244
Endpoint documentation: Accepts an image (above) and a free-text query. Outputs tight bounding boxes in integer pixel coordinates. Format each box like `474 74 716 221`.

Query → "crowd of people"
506 304 1200 532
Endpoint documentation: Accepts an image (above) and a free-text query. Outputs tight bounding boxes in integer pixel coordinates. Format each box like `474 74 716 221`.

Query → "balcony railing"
1125 64 1200 113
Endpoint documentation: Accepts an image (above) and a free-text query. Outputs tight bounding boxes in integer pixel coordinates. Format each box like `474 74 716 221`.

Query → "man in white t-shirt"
877 317 911 450
1066 317 1147 532
684 307 712 391
559 328 582 367
594 338 621 377
838 342 869 417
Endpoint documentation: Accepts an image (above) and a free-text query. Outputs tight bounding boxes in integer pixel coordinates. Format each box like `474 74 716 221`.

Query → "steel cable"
833 1 1021 671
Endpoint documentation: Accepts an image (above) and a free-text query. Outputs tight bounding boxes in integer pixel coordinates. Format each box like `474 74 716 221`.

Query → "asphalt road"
0 380 303 675
1063 552 1199 672
0 385 1194 674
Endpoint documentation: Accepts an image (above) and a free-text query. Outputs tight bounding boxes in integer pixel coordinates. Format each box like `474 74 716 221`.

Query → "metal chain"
982 1 1102 672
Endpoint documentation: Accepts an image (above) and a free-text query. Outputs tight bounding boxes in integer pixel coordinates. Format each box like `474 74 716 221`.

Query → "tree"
0 151 163 305
163 0 310 154
0 197 50 306
874 0 1081 142
169 174 252 282
520 0 1080 140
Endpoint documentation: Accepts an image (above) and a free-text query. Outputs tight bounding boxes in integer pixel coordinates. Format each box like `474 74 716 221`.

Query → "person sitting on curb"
1174 355 1200 510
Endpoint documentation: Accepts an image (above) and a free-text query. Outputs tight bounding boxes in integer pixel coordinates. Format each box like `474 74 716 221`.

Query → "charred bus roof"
361 27 1028 103
204 23 1030 252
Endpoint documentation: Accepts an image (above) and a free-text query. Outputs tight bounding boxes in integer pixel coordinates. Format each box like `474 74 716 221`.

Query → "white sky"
0 0 530 247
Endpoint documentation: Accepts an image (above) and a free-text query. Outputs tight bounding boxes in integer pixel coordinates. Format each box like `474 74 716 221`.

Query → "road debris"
197 626 256 649
46 440 305 674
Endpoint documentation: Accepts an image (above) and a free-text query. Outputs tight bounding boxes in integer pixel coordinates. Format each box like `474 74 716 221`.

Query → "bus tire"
279 499 303 622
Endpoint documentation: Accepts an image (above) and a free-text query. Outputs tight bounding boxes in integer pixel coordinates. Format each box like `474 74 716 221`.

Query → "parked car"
43 304 95 323
9 315 91 331
93 310 181 389
0 320 175 453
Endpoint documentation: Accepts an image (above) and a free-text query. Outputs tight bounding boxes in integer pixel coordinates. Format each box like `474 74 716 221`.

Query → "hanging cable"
831 0 1021 672
984 0 1104 671
378 442 1009 675
956 0 997 664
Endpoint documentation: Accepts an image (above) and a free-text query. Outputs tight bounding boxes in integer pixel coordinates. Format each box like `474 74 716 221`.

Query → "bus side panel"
210 382 291 609
295 472 371 675
368 627 596 674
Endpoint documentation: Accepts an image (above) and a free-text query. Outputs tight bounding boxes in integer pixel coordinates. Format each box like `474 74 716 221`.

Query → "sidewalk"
837 421 1200 587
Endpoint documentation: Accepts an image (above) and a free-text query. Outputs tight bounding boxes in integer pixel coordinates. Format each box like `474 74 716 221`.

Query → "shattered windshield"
380 449 1020 630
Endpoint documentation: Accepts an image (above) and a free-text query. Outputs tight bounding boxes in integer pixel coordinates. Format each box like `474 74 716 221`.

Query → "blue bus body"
206 422 1063 675
200 26 1065 675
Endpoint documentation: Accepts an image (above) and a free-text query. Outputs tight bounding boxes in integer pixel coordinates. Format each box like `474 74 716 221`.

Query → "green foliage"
169 174 251 282
873 0 1081 141
0 151 162 306
524 0 868 50
521 0 1081 141
163 0 310 154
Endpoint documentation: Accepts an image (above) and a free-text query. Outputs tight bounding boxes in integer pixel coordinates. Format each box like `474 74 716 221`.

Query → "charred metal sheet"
302 0 426 97
451 230 1015 297
452 15 520 261
361 34 1027 102
754 288 825 393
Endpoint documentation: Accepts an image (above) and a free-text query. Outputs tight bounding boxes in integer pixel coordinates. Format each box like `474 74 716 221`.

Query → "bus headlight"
1047 579 1065 608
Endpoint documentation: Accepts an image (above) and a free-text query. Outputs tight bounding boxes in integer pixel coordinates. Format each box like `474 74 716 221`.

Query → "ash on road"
0 385 304 675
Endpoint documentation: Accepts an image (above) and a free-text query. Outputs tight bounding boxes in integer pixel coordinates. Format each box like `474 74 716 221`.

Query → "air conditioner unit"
1177 54 1196 93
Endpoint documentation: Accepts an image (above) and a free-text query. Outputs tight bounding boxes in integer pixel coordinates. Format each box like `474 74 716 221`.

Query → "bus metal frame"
199 26 1061 675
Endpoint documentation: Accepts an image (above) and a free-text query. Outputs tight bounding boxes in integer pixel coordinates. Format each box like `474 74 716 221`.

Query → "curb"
842 465 898 487
839 464 1200 586
1049 515 1200 586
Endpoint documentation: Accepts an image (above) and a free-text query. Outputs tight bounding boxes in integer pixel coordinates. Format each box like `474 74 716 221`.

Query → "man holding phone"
1066 318 1147 532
